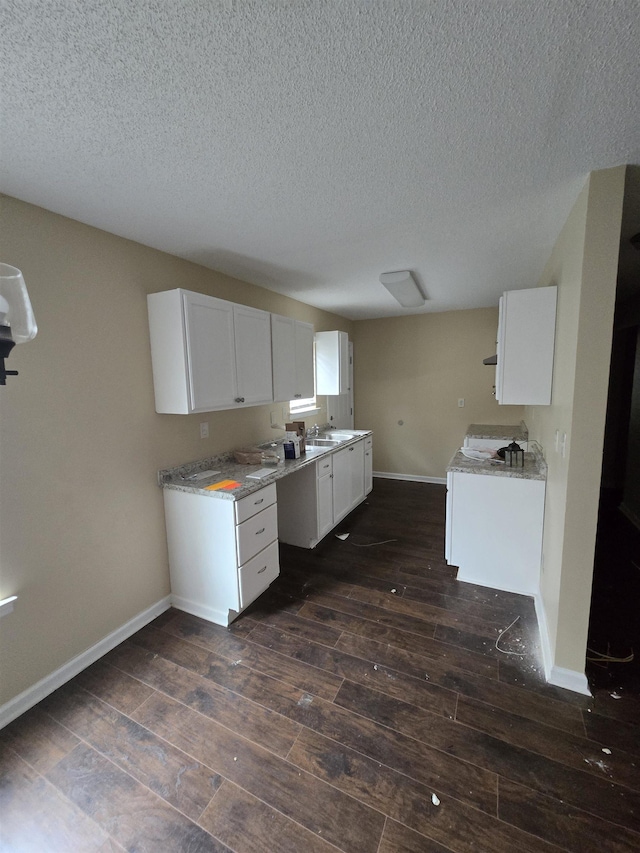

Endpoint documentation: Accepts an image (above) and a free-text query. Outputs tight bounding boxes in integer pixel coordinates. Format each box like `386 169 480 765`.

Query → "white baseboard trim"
534 592 591 696
534 591 553 679
458 569 536 598
374 471 447 485
170 594 230 627
548 664 591 696
0 595 172 730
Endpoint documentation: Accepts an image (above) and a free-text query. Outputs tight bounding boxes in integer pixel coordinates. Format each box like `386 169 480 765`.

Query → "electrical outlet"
560 432 567 458
554 430 559 452
200 422 209 439
458 398 465 408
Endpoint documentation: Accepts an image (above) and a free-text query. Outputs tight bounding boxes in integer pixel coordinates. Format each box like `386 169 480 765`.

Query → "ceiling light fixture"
379 270 424 308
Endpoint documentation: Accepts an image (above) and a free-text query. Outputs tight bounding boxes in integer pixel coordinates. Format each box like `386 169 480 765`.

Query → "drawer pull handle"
254 498 264 505
257 565 267 574
235 396 245 403
256 527 265 535
349 447 354 451
294 393 302 398
322 463 329 469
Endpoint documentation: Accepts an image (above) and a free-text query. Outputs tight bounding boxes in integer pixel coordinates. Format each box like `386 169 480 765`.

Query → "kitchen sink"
329 432 358 440
306 438 341 447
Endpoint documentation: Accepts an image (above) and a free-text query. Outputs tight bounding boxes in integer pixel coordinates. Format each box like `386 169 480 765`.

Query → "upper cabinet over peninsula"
495 285 557 406
147 289 274 414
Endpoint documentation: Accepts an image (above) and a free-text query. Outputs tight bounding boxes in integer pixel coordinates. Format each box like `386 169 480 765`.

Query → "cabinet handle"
294 393 302 398
257 565 267 574
256 527 265 535
254 498 264 505
322 464 329 469
235 396 245 403
365 452 370 456
349 447 354 452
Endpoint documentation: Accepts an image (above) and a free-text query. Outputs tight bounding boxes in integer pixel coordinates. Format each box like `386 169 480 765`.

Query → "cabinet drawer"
238 540 280 609
236 503 278 565
235 483 277 524
316 456 333 478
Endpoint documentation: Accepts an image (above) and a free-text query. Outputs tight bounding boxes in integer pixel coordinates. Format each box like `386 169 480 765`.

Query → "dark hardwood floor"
2 479 640 852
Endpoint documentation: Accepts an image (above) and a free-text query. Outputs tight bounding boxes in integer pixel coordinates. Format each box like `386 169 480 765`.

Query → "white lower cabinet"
164 483 279 625
364 436 373 495
333 441 364 523
277 437 369 548
317 455 334 539
445 471 545 596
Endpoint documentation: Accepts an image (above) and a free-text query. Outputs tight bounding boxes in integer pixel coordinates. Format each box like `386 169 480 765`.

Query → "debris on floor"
431 793 440 806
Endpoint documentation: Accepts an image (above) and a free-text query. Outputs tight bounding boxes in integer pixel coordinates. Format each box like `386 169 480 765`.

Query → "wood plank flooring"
2 479 640 852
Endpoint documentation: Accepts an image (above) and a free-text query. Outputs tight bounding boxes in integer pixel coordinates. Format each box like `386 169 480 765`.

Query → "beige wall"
525 166 626 677
0 195 353 708
353 309 524 478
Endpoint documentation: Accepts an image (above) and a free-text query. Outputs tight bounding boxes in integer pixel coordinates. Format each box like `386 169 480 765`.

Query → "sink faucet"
307 423 321 437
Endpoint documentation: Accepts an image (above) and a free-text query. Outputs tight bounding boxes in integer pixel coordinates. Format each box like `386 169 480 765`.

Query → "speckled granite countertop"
447 446 546 481
465 421 528 443
159 430 373 500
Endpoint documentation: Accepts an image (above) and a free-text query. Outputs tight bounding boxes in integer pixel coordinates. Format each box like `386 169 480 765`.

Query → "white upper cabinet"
147 289 273 414
495 286 557 406
232 303 274 406
315 330 349 395
184 291 236 411
271 315 314 402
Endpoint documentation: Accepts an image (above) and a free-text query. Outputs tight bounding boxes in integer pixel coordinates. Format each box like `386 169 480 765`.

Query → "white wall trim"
170 594 230 627
548 664 591 696
0 595 172 730
374 471 447 485
534 591 591 696
534 591 553 679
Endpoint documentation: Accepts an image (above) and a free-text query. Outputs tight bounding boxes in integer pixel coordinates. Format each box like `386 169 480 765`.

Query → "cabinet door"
332 446 352 522
184 291 237 411
364 437 373 495
233 304 273 406
315 331 349 395
347 441 365 507
317 471 334 539
496 286 557 405
271 314 296 402
294 321 315 399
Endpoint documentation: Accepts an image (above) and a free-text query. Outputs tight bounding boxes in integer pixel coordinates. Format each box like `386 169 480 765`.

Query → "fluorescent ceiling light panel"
379 270 424 307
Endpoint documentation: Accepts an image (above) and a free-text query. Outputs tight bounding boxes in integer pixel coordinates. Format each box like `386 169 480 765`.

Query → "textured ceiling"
1 1 639 320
